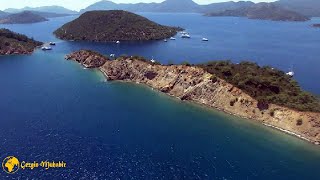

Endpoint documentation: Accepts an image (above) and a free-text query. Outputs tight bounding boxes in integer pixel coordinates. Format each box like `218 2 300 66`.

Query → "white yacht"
286 71 295 77
286 65 295 77
164 39 167 42
41 46 52 51
170 37 176 40
116 41 120 44
202 38 209 41
49 42 56 45
181 33 191 38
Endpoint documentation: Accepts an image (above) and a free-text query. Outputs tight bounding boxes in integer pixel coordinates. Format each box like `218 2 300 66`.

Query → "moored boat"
41 46 52 51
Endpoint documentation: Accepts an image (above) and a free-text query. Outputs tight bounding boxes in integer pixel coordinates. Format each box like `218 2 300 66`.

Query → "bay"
0 13 319 179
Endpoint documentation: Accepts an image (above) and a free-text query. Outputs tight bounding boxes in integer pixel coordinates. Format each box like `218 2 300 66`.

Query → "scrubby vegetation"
198 61 320 112
0 28 42 55
54 10 183 42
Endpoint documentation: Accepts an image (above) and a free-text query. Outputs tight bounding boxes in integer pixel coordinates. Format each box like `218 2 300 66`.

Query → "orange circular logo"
2 156 20 174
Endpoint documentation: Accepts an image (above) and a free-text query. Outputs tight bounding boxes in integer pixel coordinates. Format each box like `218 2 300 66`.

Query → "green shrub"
296 119 303 126
181 61 191 66
197 60 320 112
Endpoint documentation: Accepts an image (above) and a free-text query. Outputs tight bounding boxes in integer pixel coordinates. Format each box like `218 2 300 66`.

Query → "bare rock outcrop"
66 50 320 144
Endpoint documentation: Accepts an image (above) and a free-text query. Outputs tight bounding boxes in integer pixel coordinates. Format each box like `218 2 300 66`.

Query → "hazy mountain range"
275 0 320 17
0 11 9 18
80 0 255 13
1 0 319 18
80 0 320 17
1 6 78 20
206 3 310 21
0 11 48 24
4 5 77 14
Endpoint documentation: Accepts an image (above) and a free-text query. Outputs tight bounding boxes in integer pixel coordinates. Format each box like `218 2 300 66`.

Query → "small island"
0 11 48 24
0 28 42 55
206 3 310 22
66 50 320 145
54 10 183 42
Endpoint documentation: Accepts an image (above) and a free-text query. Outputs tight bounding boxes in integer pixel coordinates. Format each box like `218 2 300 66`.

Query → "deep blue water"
0 13 320 179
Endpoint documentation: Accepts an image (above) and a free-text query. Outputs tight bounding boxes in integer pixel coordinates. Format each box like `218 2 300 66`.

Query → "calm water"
0 13 320 179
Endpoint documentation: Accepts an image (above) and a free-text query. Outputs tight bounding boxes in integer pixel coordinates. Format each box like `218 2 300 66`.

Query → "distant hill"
275 0 320 17
200 1 255 13
0 11 9 18
4 6 77 14
80 0 198 13
80 0 254 13
0 11 48 24
206 3 310 21
152 0 199 12
0 28 42 55
54 10 183 42
25 11 75 18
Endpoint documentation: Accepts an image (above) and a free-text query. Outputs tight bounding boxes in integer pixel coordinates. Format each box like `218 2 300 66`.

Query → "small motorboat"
150 56 156 63
286 65 295 77
116 41 120 44
110 54 115 57
286 71 295 77
164 39 167 42
41 46 52 51
170 37 176 40
181 33 191 38
49 42 56 45
202 38 209 41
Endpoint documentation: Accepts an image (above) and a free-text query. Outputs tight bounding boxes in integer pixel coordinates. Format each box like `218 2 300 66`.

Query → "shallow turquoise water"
0 13 320 179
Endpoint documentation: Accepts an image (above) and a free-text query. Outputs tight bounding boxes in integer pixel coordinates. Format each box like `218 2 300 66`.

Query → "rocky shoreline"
0 47 39 55
66 50 320 145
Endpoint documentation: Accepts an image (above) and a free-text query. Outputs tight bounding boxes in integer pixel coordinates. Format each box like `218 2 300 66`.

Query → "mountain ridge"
4 5 77 14
275 0 320 17
206 3 310 22
0 11 9 18
0 11 48 24
80 0 255 13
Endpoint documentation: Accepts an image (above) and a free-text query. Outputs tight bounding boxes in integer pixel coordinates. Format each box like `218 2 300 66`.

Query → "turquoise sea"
0 13 320 179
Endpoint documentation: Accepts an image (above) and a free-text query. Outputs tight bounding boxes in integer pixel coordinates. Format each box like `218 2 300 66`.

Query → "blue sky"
0 0 276 11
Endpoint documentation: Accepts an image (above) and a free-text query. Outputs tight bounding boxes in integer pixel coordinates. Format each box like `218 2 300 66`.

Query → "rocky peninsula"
54 10 183 42
0 28 42 55
66 50 320 145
